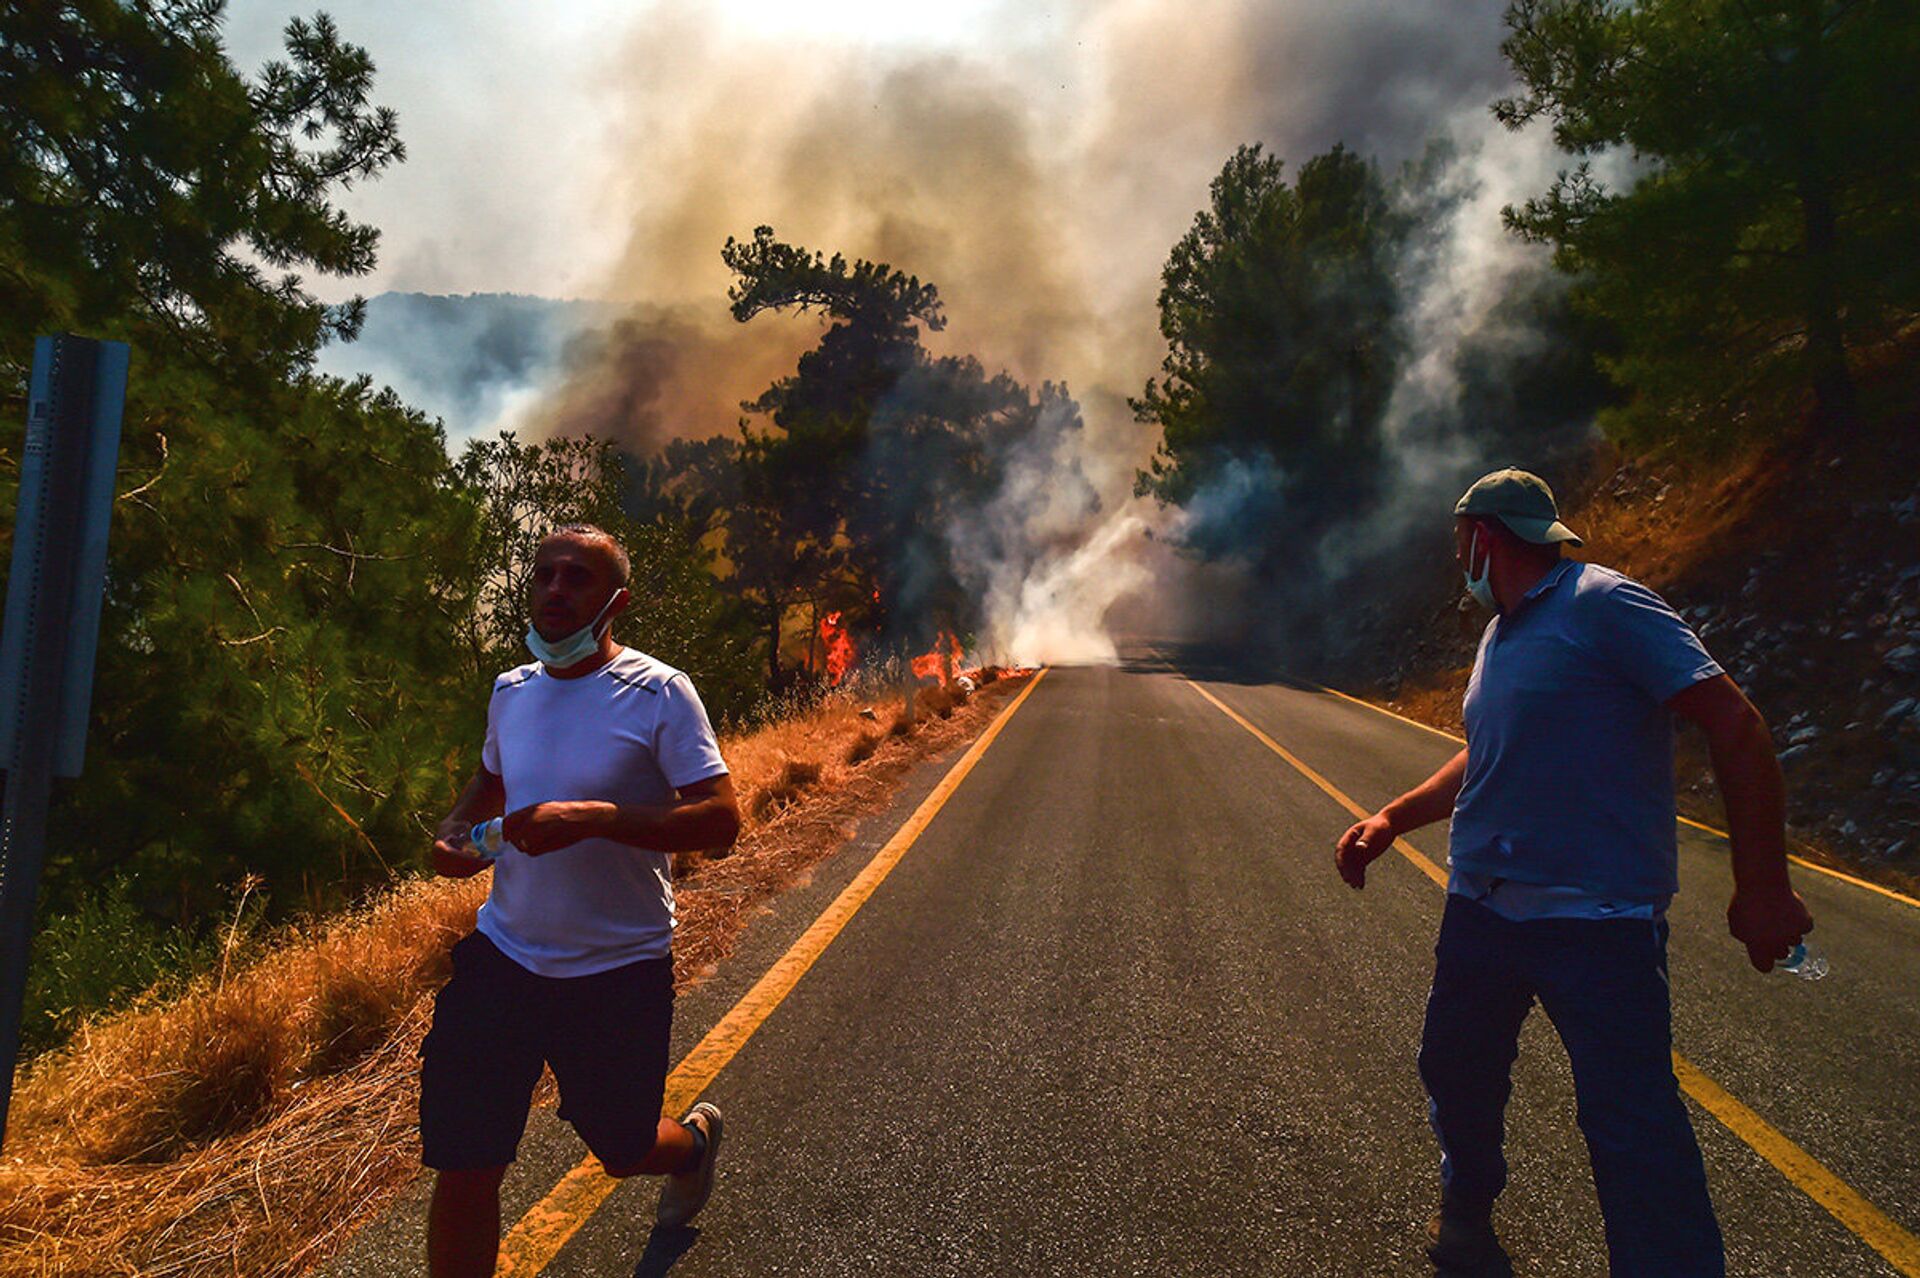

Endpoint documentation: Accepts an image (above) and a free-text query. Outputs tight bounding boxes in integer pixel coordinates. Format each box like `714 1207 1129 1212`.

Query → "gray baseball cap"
1454 468 1584 546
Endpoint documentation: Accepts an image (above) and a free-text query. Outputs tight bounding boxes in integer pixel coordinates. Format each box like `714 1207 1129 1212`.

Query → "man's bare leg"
603 1116 699 1177
427 1118 697 1275
428 1165 508 1278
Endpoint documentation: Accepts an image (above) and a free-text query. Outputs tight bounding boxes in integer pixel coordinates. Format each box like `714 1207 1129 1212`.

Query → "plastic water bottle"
1776 941 1829 981
464 817 508 861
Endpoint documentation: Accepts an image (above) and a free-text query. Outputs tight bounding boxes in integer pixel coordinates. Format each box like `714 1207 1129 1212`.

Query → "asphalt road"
324 646 1920 1276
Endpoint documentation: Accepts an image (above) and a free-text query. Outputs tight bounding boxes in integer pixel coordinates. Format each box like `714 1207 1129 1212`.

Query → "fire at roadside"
816 609 1031 710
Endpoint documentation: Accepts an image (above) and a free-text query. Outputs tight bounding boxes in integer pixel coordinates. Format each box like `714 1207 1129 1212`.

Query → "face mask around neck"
525 589 623 669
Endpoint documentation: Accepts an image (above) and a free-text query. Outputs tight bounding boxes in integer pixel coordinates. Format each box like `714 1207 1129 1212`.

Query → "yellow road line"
496 669 1050 1275
1311 679 1468 746
1671 1057 1920 1274
1184 675 1920 1278
1304 676 1920 912
1188 683 1445 889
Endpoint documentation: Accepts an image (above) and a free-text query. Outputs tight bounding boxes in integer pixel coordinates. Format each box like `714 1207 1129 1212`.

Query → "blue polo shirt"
1449 560 1723 903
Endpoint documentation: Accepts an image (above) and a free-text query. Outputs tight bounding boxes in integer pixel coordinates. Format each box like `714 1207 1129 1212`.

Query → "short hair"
541 523 631 586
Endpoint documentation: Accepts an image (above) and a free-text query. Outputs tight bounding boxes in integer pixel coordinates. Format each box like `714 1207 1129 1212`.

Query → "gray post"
0 335 129 1144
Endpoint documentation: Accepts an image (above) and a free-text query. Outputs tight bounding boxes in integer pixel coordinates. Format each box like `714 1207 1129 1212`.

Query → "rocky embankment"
1696 489 1920 871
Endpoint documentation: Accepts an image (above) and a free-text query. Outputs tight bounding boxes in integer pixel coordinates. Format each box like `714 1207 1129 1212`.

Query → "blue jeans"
1419 894 1725 1277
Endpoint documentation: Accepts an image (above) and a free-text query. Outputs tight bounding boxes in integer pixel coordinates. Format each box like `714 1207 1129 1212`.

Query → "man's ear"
594 585 632 634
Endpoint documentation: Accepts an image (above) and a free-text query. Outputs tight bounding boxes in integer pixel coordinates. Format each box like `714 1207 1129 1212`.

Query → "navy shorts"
419 931 674 1171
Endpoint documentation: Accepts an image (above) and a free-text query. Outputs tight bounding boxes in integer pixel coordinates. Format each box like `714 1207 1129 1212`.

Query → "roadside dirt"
0 673 1031 1277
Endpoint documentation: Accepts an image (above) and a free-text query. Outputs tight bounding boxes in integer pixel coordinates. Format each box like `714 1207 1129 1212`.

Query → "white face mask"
1463 528 1497 611
525 589 624 669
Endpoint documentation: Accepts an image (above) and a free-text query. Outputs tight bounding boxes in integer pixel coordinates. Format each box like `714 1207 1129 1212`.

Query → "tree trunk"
1794 5 1859 431
765 605 783 684
808 598 819 679
1799 179 1859 430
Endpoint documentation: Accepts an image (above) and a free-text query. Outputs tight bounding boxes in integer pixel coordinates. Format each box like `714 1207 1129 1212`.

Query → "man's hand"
502 800 615 856
431 815 490 879
1728 886 1814 972
1336 814 1396 890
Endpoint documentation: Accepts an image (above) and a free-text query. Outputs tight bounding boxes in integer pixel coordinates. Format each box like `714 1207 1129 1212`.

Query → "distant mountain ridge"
312 291 611 443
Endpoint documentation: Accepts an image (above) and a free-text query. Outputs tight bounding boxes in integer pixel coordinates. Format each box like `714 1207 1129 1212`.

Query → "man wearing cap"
1335 469 1812 1277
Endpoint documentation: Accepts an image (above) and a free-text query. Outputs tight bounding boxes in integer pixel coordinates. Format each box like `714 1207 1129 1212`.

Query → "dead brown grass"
0 675 1030 1276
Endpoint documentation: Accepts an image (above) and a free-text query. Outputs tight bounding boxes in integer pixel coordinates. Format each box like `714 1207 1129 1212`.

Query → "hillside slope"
1325 386 1920 894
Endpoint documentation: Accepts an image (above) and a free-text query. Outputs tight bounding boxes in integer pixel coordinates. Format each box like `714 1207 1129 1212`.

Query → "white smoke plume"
1316 110 1586 580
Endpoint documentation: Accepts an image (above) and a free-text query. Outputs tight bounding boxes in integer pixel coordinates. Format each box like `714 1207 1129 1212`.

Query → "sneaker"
1426 1202 1512 1277
656 1102 723 1228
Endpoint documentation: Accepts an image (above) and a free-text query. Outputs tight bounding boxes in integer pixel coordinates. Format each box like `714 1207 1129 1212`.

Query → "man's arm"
501 774 742 857
1668 674 1812 970
1334 747 1469 890
431 766 506 878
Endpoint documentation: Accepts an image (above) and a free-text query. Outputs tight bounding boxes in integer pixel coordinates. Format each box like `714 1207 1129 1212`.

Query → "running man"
1335 469 1812 1277
421 523 741 1277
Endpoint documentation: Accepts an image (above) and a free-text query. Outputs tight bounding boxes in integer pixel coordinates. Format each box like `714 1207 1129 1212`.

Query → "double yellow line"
495 670 1049 1274
1181 675 1920 1277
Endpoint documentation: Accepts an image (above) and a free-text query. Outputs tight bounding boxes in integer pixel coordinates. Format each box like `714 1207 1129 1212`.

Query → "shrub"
21 878 251 1059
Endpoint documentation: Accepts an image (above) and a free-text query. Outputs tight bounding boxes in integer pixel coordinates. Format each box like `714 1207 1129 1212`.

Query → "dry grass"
0 675 1030 1276
0 876 485 1275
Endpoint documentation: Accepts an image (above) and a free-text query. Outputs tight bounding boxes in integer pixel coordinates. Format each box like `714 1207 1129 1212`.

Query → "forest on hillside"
2 0 1916 1053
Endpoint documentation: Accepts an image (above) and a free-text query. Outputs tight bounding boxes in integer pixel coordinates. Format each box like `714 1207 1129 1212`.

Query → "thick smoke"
523 303 815 455
1315 111 1599 581
309 293 604 444
324 0 1570 662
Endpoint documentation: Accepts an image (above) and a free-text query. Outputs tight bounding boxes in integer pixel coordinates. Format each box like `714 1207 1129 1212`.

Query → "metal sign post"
0 335 129 1144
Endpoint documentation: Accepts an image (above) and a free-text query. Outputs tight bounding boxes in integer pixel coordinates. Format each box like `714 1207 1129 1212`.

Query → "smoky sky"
269 0 1524 453
576 0 1521 461
264 0 1564 660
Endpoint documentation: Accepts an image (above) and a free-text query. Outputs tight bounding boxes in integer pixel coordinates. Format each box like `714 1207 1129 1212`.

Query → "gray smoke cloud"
1317 110 1599 580
302 0 1578 662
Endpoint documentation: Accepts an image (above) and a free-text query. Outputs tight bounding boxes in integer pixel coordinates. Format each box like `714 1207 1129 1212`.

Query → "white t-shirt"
475 647 729 977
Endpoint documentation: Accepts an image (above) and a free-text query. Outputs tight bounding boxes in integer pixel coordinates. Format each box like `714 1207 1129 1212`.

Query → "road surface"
324 645 1920 1276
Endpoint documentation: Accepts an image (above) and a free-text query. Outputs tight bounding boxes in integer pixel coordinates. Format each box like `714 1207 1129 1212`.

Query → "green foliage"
1497 0 1920 446
724 224 945 338
1131 144 1405 542
23 365 483 922
19 873 262 1057
723 227 1084 670
0 0 403 378
0 2 481 933
451 431 763 725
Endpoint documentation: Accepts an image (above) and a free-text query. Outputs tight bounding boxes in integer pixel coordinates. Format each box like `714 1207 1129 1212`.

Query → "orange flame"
910 631 965 685
820 610 857 687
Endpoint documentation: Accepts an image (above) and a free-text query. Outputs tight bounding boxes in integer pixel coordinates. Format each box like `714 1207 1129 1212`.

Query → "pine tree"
1498 0 1920 444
